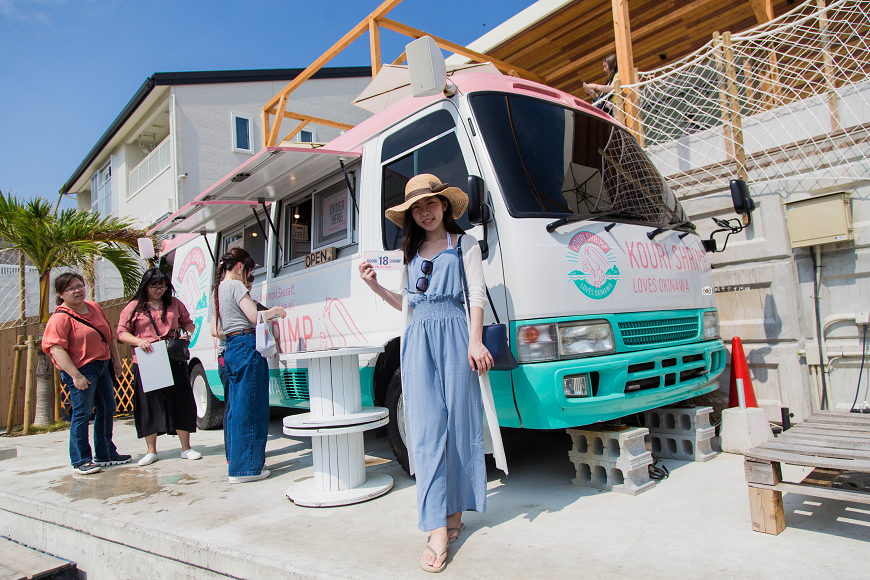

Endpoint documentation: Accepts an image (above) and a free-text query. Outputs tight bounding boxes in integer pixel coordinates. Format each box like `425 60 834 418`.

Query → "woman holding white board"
117 268 198 467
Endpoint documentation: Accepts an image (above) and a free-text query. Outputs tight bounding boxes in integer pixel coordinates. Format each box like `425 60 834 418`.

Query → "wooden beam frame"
377 18 544 82
262 0 538 146
750 0 774 24
611 0 640 139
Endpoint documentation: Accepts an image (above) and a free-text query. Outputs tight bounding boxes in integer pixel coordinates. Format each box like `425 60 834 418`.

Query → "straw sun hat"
385 174 469 227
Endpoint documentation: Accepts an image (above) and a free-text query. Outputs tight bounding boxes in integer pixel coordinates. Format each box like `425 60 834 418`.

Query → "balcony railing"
128 137 170 198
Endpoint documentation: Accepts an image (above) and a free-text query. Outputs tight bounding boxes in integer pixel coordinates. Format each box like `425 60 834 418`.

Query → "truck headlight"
517 324 558 363
703 311 720 340
559 321 614 357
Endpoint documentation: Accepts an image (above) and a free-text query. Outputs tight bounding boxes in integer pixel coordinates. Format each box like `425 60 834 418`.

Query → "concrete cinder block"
643 406 718 462
720 407 774 454
567 427 655 495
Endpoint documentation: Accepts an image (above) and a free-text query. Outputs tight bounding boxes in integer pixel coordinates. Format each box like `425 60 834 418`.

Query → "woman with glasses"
42 273 131 474
117 268 199 466
358 174 506 573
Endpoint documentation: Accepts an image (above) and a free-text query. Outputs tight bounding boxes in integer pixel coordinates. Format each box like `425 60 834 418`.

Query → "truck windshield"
470 93 686 226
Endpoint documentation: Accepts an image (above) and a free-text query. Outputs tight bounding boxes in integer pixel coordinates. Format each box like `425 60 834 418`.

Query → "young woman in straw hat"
359 173 506 573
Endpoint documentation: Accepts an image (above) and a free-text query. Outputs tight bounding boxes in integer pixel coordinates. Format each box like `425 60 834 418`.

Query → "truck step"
642 406 718 462
566 427 655 495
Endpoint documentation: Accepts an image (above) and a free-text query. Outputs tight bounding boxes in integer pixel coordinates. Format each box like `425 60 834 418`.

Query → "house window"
91 160 114 216
232 113 253 153
299 129 315 143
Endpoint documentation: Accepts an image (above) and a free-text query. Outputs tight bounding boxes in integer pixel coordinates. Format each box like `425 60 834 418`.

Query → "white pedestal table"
279 346 393 507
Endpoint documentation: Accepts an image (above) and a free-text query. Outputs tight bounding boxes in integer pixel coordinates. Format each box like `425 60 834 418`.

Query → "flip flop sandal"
420 544 447 573
447 522 465 544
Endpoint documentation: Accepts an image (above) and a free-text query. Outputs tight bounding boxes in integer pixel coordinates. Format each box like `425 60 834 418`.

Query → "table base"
286 473 394 507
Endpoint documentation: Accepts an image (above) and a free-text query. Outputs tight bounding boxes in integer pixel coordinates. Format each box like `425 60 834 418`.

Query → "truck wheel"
191 363 224 430
385 368 411 475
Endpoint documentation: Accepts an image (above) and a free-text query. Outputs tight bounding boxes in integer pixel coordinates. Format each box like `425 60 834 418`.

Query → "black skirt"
132 361 197 438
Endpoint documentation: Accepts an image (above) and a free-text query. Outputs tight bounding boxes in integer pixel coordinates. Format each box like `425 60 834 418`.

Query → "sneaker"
138 453 159 466
228 469 270 484
72 461 101 475
94 454 132 467
181 449 202 460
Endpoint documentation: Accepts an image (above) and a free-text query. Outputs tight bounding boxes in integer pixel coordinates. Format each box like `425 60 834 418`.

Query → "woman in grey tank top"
213 248 286 483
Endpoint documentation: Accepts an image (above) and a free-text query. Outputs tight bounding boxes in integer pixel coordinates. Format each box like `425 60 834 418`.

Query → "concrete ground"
0 417 867 580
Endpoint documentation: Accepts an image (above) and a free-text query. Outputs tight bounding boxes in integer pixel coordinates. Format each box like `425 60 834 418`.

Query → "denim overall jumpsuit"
401 233 487 532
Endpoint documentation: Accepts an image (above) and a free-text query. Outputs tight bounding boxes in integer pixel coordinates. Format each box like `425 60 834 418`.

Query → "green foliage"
0 191 148 320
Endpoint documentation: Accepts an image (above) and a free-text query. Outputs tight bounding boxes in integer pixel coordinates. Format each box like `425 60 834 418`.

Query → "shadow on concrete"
780 493 870 542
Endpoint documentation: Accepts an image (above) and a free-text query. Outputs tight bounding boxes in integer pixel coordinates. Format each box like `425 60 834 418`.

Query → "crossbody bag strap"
144 306 174 340
57 309 108 345
455 235 500 324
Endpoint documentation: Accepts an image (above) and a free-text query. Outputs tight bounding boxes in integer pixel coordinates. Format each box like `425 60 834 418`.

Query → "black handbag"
145 308 190 362
57 309 121 389
456 236 519 372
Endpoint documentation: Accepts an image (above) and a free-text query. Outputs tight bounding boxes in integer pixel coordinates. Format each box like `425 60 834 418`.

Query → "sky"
0 0 534 210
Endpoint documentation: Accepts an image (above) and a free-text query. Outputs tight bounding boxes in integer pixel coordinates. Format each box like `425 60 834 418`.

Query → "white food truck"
152 48 732 472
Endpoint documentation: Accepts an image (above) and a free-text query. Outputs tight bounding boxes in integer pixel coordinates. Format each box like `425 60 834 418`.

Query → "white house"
62 67 373 231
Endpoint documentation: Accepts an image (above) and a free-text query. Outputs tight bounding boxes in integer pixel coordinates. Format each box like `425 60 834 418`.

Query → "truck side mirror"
730 179 755 225
466 175 490 224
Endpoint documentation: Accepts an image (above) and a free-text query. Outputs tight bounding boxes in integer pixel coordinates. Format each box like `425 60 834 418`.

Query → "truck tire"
385 368 411 475
191 363 224 430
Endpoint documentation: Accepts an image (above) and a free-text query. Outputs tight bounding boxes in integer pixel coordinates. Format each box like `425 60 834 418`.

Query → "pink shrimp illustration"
319 297 366 348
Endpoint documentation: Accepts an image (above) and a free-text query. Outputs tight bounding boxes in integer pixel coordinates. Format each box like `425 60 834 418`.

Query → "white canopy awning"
352 62 502 114
149 146 360 236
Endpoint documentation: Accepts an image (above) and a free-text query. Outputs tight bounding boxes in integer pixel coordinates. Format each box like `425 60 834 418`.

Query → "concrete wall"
173 76 372 209
670 105 870 421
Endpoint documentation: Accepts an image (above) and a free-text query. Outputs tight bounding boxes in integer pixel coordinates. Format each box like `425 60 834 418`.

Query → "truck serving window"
470 93 686 226
381 109 472 251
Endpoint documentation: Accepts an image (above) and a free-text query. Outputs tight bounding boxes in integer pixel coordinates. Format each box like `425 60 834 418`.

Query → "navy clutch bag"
456 236 519 372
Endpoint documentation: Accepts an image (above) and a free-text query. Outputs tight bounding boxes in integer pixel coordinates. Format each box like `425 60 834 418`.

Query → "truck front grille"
618 317 699 346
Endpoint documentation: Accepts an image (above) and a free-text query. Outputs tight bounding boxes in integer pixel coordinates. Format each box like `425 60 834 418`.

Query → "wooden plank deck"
0 538 76 580
744 411 870 535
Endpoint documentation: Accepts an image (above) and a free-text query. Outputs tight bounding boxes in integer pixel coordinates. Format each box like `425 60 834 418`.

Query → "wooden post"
745 459 786 535
750 0 774 23
632 67 645 148
723 32 748 181
613 78 626 126
6 336 25 434
713 32 735 160
743 58 756 116
817 0 841 132
18 252 25 323
611 0 639 140
22 336 36 435
54 367 62 422
369 16 381 78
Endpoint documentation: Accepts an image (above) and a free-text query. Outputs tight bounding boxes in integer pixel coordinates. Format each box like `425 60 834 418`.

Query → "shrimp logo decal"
566 231 620 300
174 246 209 347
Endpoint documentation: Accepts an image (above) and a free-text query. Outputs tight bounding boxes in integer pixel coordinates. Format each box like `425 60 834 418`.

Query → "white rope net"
616 0 870 194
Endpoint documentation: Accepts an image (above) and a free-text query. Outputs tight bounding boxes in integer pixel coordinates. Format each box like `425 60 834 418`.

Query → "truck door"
375 101 518 426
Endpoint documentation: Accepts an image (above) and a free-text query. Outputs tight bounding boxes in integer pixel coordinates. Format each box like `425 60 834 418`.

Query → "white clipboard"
135 340 174 393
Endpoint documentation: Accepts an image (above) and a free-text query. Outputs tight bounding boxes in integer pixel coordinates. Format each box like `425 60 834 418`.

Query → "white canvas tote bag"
256 312 277 357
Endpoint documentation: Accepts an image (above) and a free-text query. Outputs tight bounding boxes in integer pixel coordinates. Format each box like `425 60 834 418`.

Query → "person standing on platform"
42 272 131 474
213 248 285 483
117 268 199 467
358 174 507 573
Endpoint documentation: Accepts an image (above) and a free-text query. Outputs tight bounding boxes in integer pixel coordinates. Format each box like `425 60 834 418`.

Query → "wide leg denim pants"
223 332 269 477
61 359 118 467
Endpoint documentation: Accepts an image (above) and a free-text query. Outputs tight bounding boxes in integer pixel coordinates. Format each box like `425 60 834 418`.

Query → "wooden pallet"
0 538 76 580
744 411 870 535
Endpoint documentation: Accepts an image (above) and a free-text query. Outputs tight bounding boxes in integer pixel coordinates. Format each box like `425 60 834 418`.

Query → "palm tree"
0 191 147 426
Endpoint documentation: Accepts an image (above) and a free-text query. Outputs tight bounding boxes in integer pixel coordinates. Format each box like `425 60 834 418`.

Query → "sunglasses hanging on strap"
456 235 519 372
145 308 190 362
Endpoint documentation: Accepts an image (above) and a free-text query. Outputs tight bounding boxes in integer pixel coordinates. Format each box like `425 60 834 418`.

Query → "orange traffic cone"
728 337 758 408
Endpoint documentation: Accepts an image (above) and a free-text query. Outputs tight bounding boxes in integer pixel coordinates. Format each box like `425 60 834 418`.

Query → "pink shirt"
117 297 194 363
42 301 113 370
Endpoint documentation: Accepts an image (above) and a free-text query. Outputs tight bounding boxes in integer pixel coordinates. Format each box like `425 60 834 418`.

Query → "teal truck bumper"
510 338 726 429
